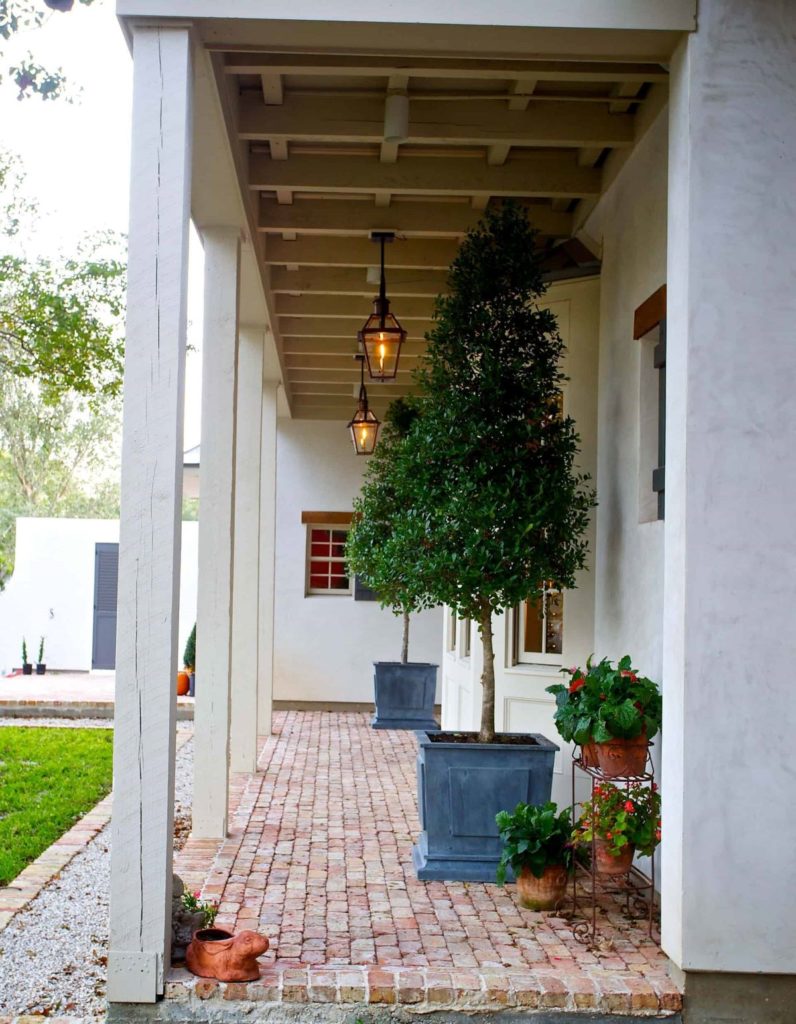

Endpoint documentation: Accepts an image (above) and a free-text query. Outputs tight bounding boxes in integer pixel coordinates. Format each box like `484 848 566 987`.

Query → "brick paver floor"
171 711 681 1014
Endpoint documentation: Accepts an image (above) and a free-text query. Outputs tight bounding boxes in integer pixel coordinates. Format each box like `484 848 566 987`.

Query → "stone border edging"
0 729 193 933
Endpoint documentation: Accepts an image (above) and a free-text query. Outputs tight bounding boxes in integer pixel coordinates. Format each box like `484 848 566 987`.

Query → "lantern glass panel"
359 309 406 381
348 409 380 455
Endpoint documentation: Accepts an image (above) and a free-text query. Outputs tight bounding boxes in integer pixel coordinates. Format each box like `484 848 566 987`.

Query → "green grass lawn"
0 727 114 885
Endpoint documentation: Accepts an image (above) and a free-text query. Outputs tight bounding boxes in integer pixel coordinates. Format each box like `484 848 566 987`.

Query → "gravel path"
0 726 194 1019
0 717 113 728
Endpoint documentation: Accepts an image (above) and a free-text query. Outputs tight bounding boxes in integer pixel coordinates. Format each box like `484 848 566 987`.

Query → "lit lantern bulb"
378 341 386 374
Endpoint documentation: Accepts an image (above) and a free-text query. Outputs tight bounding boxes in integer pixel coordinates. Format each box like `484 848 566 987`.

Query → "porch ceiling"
205 34 669 420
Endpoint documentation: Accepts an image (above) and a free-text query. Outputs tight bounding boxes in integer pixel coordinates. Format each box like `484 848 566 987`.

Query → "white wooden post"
663 0 796 1009
107 25 191 1005
192 228 240 839
229 326 265 773
257 381 279 735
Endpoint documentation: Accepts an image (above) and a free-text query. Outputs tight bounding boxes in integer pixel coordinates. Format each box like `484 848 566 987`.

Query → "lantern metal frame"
358 231 407 381
347 354 381 455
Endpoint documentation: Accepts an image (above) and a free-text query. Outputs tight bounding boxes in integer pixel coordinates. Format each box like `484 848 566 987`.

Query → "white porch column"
663 0 796 1012
192 228 240 839
107 25 191 1004
257 381 279 735
229 326 265 773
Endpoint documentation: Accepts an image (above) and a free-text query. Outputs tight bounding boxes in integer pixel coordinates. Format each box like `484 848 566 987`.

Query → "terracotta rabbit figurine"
186 928 269 982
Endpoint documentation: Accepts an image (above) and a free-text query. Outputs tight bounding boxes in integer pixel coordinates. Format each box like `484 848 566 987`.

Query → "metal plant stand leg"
569 746 659 946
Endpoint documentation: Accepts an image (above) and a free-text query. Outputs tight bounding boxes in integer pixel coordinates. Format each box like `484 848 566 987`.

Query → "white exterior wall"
588 110 667 689
441 277 600 807
273 419 443 704
0 518 198 675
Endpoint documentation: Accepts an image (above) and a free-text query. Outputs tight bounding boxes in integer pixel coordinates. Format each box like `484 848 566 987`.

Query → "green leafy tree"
183 624 196 671
1 0 95 101
0 376 121 586
346 398 428 663
398 204 596 742
0 152 126 400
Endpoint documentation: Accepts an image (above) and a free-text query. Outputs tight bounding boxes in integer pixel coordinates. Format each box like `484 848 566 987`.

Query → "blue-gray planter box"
372 662 440 731
412 730 558 882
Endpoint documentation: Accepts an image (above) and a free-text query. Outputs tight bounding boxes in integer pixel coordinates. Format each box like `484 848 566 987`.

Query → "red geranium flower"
569 675 586 694
624 800 635 813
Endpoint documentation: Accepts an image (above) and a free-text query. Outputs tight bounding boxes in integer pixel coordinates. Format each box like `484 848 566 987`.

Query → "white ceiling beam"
275 293 434 318
551 198 571 212
238 94 635 149
269 139 288 160
250 152 602 199
280 316 434 336
270 266 446 296
284 338 426 356
224 54 670 83
578 147 605 167
258 197 571 237
276 188 293 204
260 73 283 104
507 79 537 111
265 236 458 269
609 81 643 113
374 193 392 207
380 142 400 163
471 196 490 210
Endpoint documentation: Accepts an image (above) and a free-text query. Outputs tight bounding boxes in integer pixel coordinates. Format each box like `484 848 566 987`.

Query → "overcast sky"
1 0 204 450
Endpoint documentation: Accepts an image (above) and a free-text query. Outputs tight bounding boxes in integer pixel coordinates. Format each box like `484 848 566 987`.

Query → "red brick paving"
172 711 681 1014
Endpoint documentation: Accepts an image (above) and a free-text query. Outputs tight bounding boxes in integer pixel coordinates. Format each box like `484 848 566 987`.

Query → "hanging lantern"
347 354 380 455
358 232 407 381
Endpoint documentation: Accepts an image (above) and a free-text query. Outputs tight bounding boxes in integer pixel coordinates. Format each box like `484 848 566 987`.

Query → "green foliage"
495 801 575 884
0 376 121 586
0 725 113 884
184 624 196 670
181 889 218 928
575 781 661 859
1 0 96 101
37 634 44 663
21 636 27 664
546 655 662 744
346 397 429 653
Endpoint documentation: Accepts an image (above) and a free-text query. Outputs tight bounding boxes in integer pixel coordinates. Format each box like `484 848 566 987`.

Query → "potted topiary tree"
36 636 46 675
21 637 32 675
401 204 596 880
184 624 196 697
346 399 440 731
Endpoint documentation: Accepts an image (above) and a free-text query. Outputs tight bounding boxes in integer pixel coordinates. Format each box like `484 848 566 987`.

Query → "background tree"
0 376 121 587
1 0 95 100
401 204 596 742
346 398 429 663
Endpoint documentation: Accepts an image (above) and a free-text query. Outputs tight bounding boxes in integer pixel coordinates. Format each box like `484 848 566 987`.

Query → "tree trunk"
478 602 496 743
401 608 410 665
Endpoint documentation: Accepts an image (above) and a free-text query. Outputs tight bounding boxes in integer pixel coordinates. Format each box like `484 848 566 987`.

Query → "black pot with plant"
353 205 595 880
347 399 439 731
36 635 46 675
21 637 32 675
496 801 576 909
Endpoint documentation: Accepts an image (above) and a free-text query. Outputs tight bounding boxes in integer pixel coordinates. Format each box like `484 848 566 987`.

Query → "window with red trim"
306 526 351 595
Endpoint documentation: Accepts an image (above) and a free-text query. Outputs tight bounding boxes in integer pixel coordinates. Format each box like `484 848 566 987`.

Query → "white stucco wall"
273 419 443 704
587 109 668 684
0 518 198 675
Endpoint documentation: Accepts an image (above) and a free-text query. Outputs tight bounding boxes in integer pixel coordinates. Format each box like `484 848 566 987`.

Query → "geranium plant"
575 782 661 858
546 655 662 744
495 801 575 884
181 889 218 928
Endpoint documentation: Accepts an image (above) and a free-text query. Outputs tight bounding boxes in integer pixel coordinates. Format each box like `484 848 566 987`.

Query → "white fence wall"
0 518 199 675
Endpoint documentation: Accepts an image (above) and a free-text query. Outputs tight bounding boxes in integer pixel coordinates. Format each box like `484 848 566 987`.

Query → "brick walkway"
171 711 681 1015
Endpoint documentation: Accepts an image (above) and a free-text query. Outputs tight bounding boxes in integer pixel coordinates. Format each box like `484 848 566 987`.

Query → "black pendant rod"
378 234 387 330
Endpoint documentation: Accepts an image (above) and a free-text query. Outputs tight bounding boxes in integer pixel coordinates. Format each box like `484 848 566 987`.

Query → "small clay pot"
186 928 269 982
593 838 634 876
176 670 190 696
580 741 599 768
595 734 648 777
516 864 568 911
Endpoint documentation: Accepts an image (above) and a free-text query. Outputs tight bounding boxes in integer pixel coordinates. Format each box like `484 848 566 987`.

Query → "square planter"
412 730 558 882
372 662 440 731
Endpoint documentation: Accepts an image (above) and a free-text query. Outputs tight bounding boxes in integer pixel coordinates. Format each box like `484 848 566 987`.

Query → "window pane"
545 591 564 655
330 575 349 590
311 529 330 543
310 561 329 576
331 542 346 557
329 562 346 577
310 575 327 589
311 542 330 557
331 530 347 543
523 596 544 653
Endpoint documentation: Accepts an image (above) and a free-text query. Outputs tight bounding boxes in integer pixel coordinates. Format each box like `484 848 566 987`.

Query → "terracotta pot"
186 928 269 982
595 733 649 777
176 670 190 697
580 741 600 768
593 838 634 876
516 864 568 910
